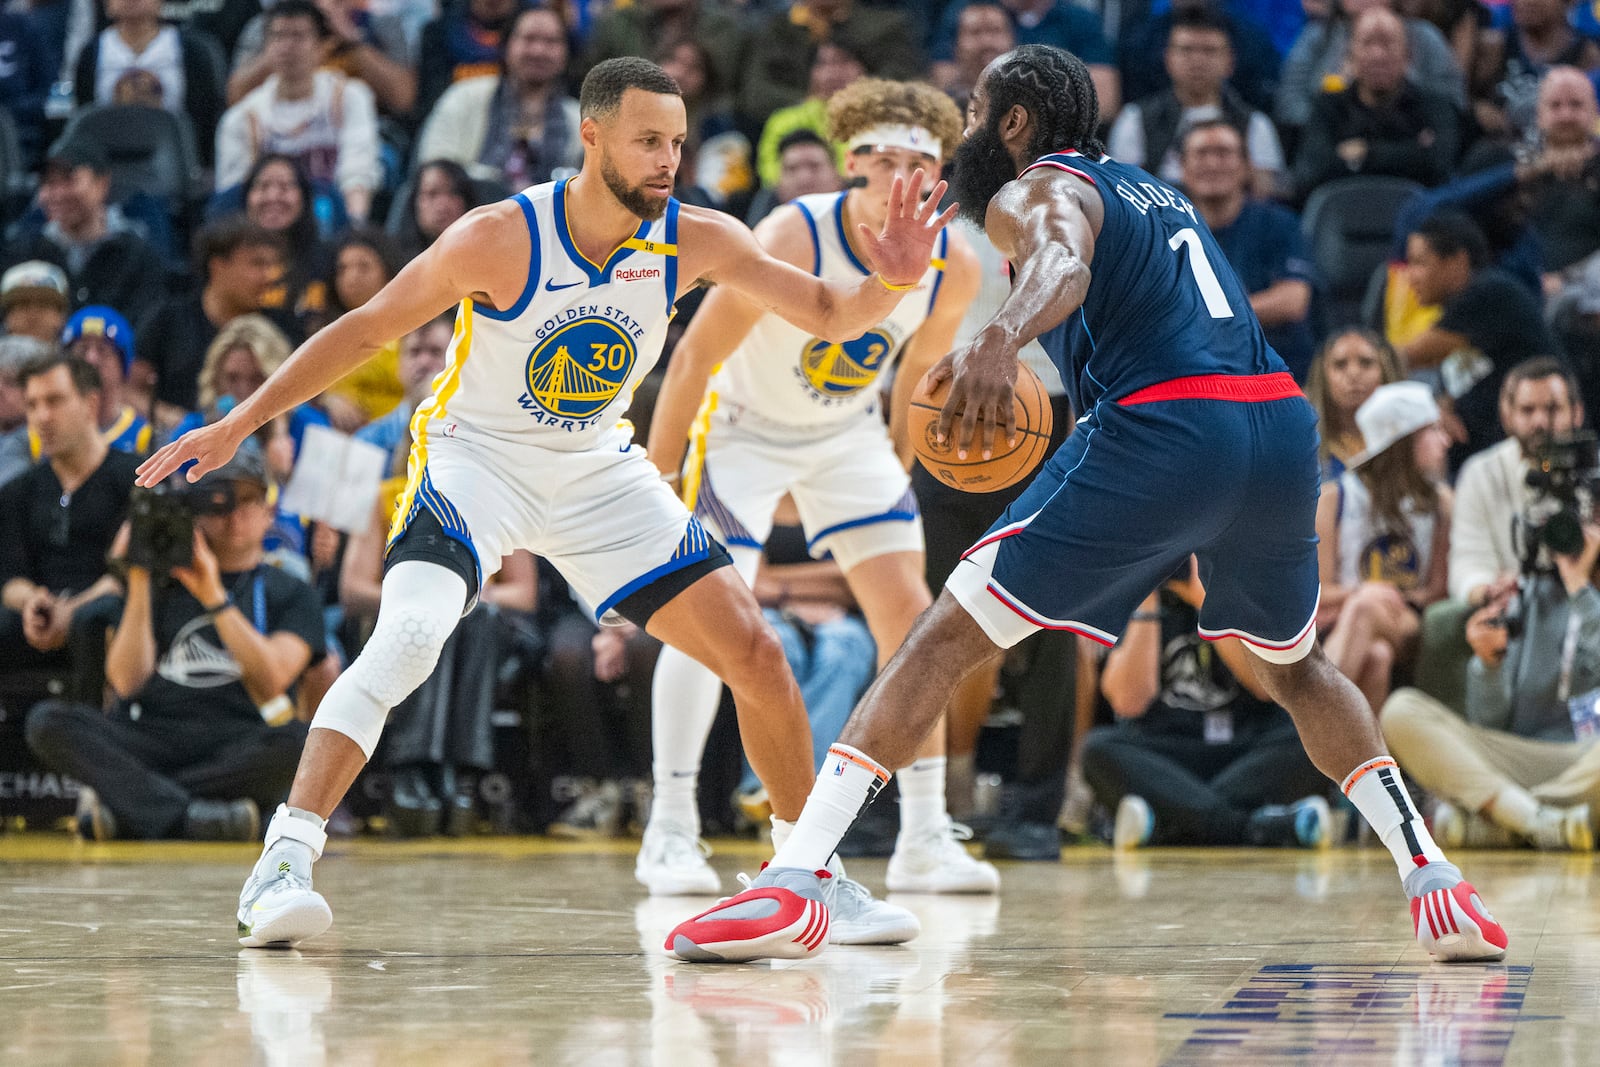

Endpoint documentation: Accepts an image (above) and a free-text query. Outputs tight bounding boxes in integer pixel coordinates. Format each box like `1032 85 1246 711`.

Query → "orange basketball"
909 362 1053 493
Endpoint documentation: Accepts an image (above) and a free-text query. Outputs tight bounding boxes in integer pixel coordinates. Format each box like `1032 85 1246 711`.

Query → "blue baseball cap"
61 306 135 373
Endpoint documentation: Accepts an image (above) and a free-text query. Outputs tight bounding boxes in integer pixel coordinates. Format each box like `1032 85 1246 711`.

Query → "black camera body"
1522 430 1600 560
126 480 239 573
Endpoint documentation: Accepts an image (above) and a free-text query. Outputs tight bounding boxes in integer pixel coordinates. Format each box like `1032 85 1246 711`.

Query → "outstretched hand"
135 418 247 488
856 169 959 287
924 330 1020 460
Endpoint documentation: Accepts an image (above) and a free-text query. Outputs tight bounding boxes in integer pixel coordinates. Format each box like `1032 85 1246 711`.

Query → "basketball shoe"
886 817 1001 893
1410 880 1509 962
664 866 831 962
636 819 721 895
823 862 921 944
1112 795 1154 850
1431 800 1516 849
237 806 333 948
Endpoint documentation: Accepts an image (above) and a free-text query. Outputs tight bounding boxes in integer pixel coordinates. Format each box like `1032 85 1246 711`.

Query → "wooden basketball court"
1 836 1591 1064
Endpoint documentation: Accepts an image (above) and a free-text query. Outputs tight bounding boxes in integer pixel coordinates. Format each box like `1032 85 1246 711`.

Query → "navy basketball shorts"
946 373 1321 663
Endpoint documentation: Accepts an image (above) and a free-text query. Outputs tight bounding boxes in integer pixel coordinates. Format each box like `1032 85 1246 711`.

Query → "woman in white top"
1316 381 1453 714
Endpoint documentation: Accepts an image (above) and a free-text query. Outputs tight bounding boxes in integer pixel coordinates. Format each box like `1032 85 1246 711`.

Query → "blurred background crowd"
1 0 1599 861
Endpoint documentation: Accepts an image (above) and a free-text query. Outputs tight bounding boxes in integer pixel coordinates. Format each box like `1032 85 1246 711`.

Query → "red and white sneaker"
1411 881 1508 962
665 867 831 963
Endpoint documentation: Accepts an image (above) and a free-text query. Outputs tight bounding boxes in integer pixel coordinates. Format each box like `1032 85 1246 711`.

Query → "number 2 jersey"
709 190 949 435
1026 151 1290 414
416 177 679 455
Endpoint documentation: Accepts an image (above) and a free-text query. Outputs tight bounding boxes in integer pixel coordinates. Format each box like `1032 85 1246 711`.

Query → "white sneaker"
636 820 721 896
886 817 1001 894
1528 803 1594 852
237 859 333 948
1432 800 1516 849
1113 795 1154 851
822 862 921 945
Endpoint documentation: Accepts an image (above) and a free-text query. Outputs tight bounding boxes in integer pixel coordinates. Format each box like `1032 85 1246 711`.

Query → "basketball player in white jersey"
637 78 1000 897
135 57 956 949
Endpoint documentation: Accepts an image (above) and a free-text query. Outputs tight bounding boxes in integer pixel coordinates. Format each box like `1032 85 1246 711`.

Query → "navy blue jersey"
1027 151 1289 413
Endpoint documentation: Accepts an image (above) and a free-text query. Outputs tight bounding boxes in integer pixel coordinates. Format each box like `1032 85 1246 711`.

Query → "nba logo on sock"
833 761 845 776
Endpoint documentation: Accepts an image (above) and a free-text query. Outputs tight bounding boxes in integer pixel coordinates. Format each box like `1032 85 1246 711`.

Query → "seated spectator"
929 2 1017 113
1318 381 1452 712
1399 210 1558 470
339 464 537 837
354 312 452 462
392 160 485 262
25 447 322 841
755 40 865 189
931 1 1119 117
1117 0 1283 116
738 0 925 134
0 10 53 166
2 143 167 327
1290 8 1463 199
215 0 380 224
1109 6 1285 196
0 354 137 699
1381 518 1600 853
1 261 71 343
49 306 152 460
1305 326 1405 479
71 0 226 163
1181 119 1315 378
1277 0 1467 136
577 0 743 119
172 313 329 484
227 0 415 117
416 0 520 121
0 336 52 487
415 7 583 192
134 217 300 430
163 0 260 56
1479 0 1600 140
744 128 844 226
308 228 404 430
232 154 333 328
1081 560 1331 850
1450 357 1584 607
534 560 658 839
655 34 751 211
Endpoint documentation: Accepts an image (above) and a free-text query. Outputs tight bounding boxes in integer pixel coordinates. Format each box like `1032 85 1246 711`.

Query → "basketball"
909 362 1053 493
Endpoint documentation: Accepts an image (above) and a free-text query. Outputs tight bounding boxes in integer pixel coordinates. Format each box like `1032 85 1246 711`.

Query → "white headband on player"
845 123 942 162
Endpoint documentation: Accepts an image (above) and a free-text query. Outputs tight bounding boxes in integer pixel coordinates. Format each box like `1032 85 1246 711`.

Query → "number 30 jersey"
710 190 949 434
417 178 678 455
1025 151 1289 415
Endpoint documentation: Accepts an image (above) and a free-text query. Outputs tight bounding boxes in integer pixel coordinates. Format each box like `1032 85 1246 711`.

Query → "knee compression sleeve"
311 561 466 758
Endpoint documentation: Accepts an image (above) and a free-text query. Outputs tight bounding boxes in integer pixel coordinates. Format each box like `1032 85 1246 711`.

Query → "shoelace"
652 824 712 866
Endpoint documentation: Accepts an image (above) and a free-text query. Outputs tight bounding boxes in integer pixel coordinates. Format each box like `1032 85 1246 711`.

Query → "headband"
845 123 942 162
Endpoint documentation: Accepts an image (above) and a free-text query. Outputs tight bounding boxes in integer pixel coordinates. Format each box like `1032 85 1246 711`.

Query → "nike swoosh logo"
544 278 582 292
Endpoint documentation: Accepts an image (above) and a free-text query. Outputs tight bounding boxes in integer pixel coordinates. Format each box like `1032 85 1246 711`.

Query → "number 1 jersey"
1026 151 1288 414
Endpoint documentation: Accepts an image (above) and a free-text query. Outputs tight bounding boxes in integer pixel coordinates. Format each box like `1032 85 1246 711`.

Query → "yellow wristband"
874 273 917 292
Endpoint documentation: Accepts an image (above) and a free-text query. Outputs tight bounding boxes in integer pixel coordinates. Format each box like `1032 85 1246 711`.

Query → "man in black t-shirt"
1401 210 1561 472
132 218 301 432
25 447 324 840
1080 562 1331 849
0 354 135 695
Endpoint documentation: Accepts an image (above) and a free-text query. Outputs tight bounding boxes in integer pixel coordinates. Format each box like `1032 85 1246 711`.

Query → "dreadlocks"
985 44 1105 159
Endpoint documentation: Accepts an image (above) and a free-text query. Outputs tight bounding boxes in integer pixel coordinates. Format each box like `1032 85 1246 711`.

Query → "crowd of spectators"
1 0 1598 858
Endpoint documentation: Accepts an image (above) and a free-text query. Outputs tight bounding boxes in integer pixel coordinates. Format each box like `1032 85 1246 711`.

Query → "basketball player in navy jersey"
668 45 1508 965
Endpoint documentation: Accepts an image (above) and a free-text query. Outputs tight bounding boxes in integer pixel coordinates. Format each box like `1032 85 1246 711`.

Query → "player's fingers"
923 356 953 393
957 396 981 458
1003 389 1019 447
886 172 905 220
917 180 948 221
930 200 960 232
979 400 999 459
903 169 926 215
934 381 963 443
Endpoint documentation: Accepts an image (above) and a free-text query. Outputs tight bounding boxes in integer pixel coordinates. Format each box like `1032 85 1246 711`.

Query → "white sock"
897 756 947 840
1342 757 1447 882
1487 785 1540 835
648 646 725 835
769 744 890 872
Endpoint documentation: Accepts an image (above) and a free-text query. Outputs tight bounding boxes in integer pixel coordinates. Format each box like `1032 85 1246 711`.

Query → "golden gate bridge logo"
524 317 638 420
800 329 894 397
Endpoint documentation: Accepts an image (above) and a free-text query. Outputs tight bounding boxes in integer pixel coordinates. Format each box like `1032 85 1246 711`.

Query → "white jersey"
416 178 679 455
1335 469 1436 591
711 190 949 433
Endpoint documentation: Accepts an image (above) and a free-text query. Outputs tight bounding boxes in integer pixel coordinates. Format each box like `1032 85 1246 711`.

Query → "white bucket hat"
1348 381 1441 467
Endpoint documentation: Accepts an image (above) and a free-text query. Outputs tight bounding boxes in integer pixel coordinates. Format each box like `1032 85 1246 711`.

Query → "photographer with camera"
1382 444 1600 851
24 448 323 840
0 354 136 699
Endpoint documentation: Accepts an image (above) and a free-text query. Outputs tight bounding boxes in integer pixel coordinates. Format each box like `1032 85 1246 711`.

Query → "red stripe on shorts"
1117 372 1302 407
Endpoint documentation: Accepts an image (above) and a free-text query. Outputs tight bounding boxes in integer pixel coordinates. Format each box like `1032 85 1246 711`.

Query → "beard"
951 121 1021 228
601 155 669 221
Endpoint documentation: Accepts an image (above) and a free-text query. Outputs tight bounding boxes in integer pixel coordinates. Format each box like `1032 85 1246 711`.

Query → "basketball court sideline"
2 838 1595 1065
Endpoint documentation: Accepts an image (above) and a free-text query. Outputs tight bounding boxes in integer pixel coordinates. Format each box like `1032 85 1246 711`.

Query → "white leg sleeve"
310 560 467 759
